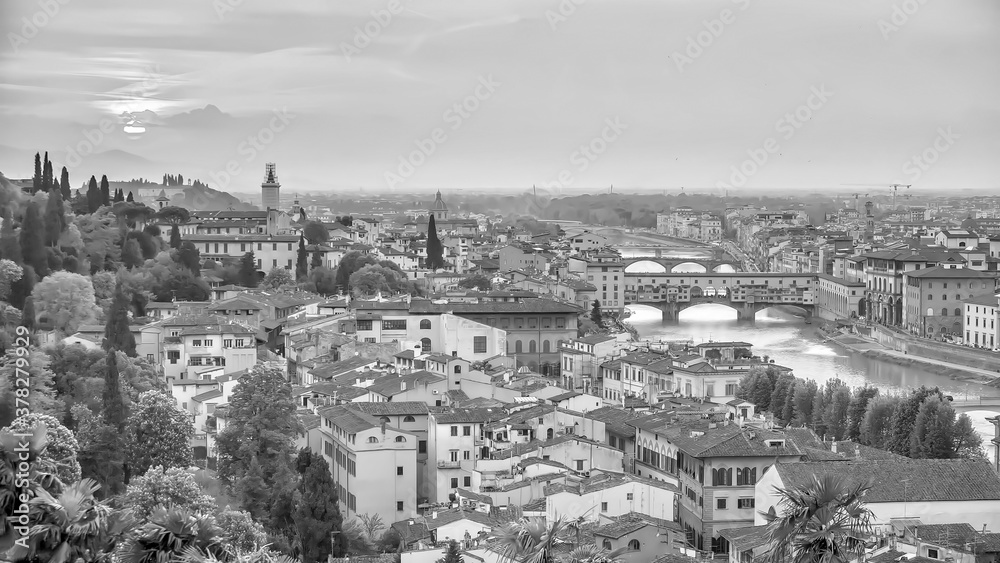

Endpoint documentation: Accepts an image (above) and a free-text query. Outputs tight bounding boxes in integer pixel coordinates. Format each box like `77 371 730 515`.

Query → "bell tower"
261 163 280 210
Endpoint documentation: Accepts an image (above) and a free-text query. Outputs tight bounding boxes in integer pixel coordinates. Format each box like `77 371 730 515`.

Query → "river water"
626 303 998 462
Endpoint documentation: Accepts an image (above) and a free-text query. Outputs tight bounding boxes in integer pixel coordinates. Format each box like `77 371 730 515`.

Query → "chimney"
432 511 438 519
855 444 861 459
831 441 838 454
401 381 407 391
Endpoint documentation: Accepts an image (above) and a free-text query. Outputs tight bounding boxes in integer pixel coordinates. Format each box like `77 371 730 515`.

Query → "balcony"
438 460 461 469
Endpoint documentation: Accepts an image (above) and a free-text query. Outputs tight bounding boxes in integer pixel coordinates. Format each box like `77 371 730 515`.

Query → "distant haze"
2 0 999 194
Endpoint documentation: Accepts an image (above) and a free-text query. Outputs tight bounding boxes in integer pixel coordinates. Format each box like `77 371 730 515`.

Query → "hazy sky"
2 0 998 194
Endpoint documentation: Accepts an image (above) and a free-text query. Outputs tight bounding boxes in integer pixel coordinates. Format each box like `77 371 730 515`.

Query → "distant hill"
111 179 258 211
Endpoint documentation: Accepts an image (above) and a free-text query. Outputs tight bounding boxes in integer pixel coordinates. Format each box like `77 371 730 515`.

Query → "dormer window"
766 439 785 447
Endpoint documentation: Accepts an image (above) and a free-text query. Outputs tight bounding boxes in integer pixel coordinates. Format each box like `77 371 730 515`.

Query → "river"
626 303 998 462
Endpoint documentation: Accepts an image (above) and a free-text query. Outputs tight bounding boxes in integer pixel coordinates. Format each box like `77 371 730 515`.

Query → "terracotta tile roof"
910 523 982 551
718 525 771 550
434 408 504 424
348 402 430 416
774 459 1000 502
585 406 642 436
316 404 381 433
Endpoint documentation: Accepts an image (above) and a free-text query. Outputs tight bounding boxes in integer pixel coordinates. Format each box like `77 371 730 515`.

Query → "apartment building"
559 334 620 394
316 404 419 524
426 408 499 503
901 267 999 337
161 321 256 381
964 294 1000 349
631 419 805 553
585 251 626 314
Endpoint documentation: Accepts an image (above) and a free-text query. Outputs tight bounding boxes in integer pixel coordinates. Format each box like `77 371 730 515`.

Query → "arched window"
927 294 933 300
602 540 612 550
956 294 962 300
367 437 378 443
529 340 537 353
420 319 431 329
955 308 962 316
420 337 432 351
380 416 390 423
395 436 406 442
454 365 462 374
542 340 551 353
941 308 948 316
515 341 523 353
403 415 415 422
627 540 640 551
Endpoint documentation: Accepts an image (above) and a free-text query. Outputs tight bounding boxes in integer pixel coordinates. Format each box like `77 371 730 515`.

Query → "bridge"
622 250 743 274
948 397 1000 414
624 272 817 323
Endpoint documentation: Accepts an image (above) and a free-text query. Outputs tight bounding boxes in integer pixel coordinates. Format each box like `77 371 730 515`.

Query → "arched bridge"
625 272 817 323
623 256 742 274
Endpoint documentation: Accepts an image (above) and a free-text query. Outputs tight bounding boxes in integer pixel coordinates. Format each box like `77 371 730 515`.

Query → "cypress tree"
19 202 48 277
100 175 111 206
9 265 35 309
169 224 182 249
426 214 444 270
591 300 602 324
44 189 66 246
103 349 126 430
60 167 71 201
42 153 52 192
311 247 323 270
32 152 41 193
21 296 35 332
87 176 101 213
295 235 308 279
105 282 137 356
239 252 259 288
126 191 134 202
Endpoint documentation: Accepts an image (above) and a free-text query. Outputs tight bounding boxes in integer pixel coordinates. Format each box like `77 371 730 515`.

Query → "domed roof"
431 190 448 211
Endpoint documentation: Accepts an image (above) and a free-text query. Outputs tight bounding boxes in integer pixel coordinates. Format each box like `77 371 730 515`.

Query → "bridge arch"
625 260 668 274
671 262 708 273
712 263 737 273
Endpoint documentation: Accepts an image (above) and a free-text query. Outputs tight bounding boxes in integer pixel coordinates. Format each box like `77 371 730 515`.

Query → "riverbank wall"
813 320 1000 385
867 325 1000 376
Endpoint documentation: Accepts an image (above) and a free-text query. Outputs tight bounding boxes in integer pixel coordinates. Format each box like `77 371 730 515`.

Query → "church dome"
431 190 448 211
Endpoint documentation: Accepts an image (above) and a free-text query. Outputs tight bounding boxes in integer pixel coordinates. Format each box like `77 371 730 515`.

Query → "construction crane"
842 183 911 208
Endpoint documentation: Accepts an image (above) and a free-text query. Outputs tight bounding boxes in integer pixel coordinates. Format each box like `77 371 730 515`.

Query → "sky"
1 0 999 195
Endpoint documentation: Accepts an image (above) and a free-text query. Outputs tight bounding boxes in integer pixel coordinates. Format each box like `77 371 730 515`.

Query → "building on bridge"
623 272 816 323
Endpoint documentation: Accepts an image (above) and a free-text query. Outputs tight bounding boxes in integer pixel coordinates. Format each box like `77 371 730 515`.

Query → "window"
451 426 458 436
576 460 584 470
367 436 378 443
737 498 755 509
167 350 179 364
224 339 233 348
356 320 373 331
463 426 471 436
463 476 471 487
454 365 462 374
395 436 406 442
602 539 612 550
463 451 470 460
420 319 432 329
627 540 640 551
397 466 403 475
717 498 727 510
927 549 939 559
450 478 458 488
601 502 608 512
193 339 202 347
403 415 415 422
556 317 566 328
450 451 458 462
473 336 487 354
397 501 404 511
383 320 407 331
626 493 633 500
364 337 376 344
419 440 427 454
